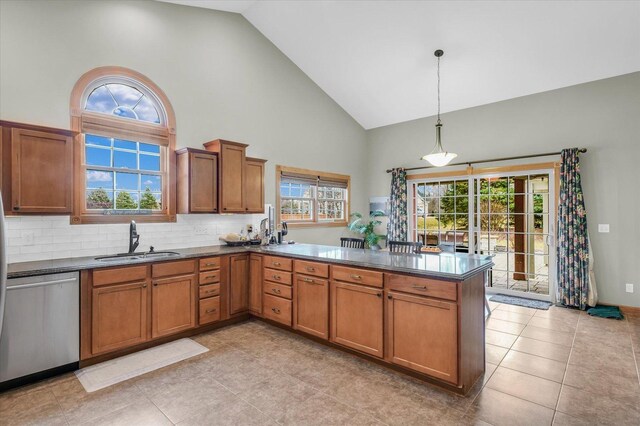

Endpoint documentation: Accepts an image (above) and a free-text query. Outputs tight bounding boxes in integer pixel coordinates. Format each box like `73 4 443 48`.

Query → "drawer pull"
350 274 362 280
142 283 147 288
205 263 217 267
273 261 281 266
205 308 217 314
303 278 314 283
306 267 315 272
206 275 217 280
271 307 281 314
272 288 281 294
412 285 427 290
272 275 281 280
204 290 216 294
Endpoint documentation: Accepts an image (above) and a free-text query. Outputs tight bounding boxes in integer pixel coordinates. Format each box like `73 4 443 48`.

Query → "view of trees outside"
280 182 347 222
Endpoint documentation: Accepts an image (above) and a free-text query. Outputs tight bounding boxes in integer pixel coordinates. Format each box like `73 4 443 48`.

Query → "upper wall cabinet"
1 121 76 215
203 139 266 214
176 148 218 214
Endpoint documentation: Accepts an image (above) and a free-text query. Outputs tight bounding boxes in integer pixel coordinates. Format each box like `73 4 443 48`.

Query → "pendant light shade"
422 49 457 167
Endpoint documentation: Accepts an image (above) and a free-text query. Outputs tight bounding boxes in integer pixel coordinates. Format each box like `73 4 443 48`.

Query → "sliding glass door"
408 168 556 301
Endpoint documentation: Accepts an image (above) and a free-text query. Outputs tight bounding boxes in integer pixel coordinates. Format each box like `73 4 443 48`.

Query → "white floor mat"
75 338 208 392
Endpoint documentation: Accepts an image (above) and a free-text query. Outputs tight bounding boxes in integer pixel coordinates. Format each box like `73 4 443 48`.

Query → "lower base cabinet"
249 255 263 315
293 275 329 339
229 254 250 315
152 275 197 339
91 281 148 355
330 281 384 358
199 296 221 324
386 291 458 384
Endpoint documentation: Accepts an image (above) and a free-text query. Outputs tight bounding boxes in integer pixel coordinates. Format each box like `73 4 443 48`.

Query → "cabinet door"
11 128 73 213
249 254 263 315
387 291 458 384
229 254 249 315
244 159 265 213
92 281 148 355
219 143 245 213
330 281 383 358
294 275 329 339
151 275 196 339
190 152 217 212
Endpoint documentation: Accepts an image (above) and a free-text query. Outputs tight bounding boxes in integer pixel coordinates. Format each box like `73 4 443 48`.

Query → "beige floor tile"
485 343 509 364
520 325 574 347
485 329 518 348
468 387 554 426
150 372 238 423
557 385 640 425
568 341 637 376
496 304 539 316
483 362 498 385
500 350 566 382
177 399 277 426
527 316 577 334
82 398 172 426
486 318 526 335
552 411 587 425
511 336 572 363
534 307 581 325
485 366 561 409
489 309 534 324
563 362 640 405
0 388 67 426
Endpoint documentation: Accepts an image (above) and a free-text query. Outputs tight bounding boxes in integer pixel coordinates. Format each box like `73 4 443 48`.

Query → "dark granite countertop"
8 243 493 281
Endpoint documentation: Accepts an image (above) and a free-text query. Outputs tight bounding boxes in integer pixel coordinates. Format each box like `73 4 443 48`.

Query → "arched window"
70 67 176 224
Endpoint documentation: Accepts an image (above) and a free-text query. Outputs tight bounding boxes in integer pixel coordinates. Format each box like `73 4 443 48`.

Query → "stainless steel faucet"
128 220 140 254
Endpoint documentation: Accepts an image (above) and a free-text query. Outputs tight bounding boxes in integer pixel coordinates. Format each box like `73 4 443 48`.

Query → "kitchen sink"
95 251 181 262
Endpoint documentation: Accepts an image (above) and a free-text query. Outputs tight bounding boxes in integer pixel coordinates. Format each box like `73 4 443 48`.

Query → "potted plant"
348 210 386 250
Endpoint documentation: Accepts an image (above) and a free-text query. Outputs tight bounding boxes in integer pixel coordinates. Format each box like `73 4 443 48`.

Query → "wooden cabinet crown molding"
0 120 77 137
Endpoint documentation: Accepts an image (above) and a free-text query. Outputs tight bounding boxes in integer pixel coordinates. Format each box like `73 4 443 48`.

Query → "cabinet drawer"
152 260 196 278
331 265 383 288
199 257 221 271
263 294 292 326
199 283 220 299
264 256 292 272
263 268 292 286
93 265 147 287
199 296 221 325
294 260 329 278
199 270 221 285
386 274 457 301
264 282 292 300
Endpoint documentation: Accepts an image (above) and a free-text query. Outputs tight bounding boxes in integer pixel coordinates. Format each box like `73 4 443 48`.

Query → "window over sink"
276 165 350 227
70 66 177 224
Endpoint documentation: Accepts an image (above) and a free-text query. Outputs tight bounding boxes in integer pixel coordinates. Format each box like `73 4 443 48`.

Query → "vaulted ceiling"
158 1 640 129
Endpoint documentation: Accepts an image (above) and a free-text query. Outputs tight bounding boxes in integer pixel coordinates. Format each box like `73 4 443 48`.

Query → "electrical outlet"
626 283 634 293
598 224 610 233
194 226 209 235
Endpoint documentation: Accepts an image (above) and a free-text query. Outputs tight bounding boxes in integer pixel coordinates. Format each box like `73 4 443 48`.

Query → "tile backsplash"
5 211 268 264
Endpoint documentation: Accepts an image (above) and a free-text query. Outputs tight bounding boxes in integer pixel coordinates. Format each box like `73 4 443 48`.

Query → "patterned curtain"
557 148 590 310
388 168 408 241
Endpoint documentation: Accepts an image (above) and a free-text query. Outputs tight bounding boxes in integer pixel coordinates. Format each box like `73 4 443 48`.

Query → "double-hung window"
277 166 350 227
70 67 176 224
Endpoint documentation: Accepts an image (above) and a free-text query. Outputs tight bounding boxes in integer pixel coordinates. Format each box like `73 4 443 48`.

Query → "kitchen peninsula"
7 244 493 395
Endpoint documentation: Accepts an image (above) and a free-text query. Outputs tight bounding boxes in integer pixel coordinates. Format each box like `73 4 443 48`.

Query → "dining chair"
340 237 365 249
388 240 423 254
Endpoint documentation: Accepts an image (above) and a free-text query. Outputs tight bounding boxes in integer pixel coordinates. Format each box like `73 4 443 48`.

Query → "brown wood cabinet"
330 281 384 358
202 139 266 213
229 254 250 315
245 157 266 213
1 121 75 214
176 148 218 213
151 275 197 338
249 254 263 315
294 274 329 339
91 281 148 355
386 291 458 384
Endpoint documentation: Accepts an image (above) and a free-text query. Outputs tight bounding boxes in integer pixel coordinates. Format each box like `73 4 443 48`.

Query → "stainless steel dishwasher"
0 271 80 388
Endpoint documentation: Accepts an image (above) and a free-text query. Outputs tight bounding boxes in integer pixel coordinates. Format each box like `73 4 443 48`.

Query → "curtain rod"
385 148 587 173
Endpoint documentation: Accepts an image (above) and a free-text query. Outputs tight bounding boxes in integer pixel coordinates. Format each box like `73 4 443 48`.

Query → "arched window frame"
70 66 176 224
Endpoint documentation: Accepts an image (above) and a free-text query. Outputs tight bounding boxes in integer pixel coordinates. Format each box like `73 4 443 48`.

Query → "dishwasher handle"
7 278 78 291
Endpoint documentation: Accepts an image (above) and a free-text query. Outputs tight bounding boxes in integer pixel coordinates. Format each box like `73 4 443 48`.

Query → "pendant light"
422 49 457 167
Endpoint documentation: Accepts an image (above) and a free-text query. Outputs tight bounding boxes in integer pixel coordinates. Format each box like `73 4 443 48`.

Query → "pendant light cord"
437 55 441 124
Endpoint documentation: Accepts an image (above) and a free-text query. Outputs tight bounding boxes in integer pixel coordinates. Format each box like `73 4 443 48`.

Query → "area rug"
490 294 552 310
75 338 208 392
587 305 624 320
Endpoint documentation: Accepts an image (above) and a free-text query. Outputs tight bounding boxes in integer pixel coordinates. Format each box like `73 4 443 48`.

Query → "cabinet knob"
387 294 392 300
142 284 147 288
377 292 382 298
153 282 158 287
13 206 19 211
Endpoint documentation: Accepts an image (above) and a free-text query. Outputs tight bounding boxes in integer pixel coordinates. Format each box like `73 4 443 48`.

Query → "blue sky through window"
85 83 161 124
